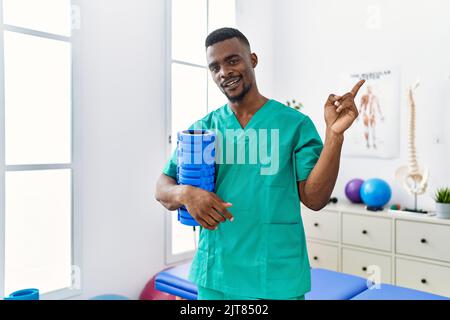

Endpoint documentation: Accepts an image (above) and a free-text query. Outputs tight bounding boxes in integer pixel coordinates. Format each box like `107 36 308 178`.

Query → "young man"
155 28 365 300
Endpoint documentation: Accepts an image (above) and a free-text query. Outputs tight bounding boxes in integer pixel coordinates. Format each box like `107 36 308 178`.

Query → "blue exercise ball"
360 178 392 208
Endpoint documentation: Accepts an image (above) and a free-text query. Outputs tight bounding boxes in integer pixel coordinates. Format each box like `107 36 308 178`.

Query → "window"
0 0 77 298
166 0 236 263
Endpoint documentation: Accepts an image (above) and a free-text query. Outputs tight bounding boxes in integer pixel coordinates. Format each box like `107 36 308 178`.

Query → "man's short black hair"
205 27 251 50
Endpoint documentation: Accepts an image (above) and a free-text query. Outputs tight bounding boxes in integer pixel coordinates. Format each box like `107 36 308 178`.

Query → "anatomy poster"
339 69 400 158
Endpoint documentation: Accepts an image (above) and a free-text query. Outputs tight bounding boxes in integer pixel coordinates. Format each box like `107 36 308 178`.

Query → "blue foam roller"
179 141 215 150
179 145 216 156
178 153 215 166
178 208 198 226
177 130 216 227
178 172 215 180
178 176 215 186
178 163 215 170
178 130 216 144
4 288 39 300
178 167 215 178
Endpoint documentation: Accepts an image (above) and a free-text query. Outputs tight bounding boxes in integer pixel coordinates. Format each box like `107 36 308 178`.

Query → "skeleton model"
395 80 429 212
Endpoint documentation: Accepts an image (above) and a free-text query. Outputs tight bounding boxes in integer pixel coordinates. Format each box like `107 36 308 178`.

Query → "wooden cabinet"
301 203 450 297
302 210 339 242
342 213 391 252
307 241 339 271
342 248 392 283
396 258 450 297
396 220 450 263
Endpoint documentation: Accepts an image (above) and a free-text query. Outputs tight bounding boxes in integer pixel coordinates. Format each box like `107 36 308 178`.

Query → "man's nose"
219 66 233 79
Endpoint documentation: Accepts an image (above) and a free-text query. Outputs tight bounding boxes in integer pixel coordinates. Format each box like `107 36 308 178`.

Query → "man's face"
206 38 257 103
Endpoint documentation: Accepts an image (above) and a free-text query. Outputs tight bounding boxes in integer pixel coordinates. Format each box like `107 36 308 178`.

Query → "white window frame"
164 0 235 265
0 0 81 299
164 0 202 265
164 0 209 265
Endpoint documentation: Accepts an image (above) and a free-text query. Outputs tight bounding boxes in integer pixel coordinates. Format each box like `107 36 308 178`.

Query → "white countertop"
302 201 450 226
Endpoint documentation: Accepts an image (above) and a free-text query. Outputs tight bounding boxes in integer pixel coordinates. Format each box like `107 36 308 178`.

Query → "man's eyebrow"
208 54 241 69
208 61 218 69
224 54 240 61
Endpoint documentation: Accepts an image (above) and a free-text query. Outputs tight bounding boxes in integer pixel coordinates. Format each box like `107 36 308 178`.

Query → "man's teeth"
226 79 239 87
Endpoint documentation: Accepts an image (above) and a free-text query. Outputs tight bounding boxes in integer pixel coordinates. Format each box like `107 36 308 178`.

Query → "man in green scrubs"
155 28 365 300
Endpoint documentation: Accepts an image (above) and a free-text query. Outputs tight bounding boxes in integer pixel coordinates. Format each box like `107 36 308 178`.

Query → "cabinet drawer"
396 258 450 297
302 209 338 242
396 220 450 263
342 213 391 251
342 248 392 283
307 241 338 271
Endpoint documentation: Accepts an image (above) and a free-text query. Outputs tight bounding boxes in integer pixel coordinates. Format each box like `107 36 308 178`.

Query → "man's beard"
224 83 252 103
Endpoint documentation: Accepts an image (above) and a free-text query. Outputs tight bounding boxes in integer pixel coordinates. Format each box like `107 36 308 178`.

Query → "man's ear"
250 53 258 68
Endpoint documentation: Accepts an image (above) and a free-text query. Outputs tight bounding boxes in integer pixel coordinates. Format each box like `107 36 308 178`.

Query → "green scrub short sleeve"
294 116 323 181
162 148 177 179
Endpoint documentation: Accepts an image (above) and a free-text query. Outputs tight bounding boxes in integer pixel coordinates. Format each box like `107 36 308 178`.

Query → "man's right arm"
155 173 189 211
155 173 234 230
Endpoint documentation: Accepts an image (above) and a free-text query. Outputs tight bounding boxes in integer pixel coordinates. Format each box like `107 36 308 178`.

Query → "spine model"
395 80 428 197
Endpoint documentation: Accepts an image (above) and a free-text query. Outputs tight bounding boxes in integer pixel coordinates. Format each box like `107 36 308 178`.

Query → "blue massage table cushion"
351 283 450 300
154 263 449 300
154 264 369 300
155 262 198 300
306 268 368 300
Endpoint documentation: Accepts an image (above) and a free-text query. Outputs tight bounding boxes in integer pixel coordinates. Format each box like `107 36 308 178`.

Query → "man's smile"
222 77 242 90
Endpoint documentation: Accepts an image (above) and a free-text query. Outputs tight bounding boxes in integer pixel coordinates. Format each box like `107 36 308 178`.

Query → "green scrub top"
162 99 323 299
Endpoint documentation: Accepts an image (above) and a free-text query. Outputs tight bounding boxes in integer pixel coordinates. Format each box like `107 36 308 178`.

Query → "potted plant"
286 99 304 111
434 187 450 219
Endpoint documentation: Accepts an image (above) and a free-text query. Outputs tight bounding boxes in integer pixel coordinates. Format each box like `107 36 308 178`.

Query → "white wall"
236 0 276 98
71 0 167 299
270 0 450 210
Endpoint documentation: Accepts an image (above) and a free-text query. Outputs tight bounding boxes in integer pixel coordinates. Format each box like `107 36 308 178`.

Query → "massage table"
154 261 449 300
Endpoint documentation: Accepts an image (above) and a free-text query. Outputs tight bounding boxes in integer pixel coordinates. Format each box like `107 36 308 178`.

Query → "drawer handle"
314 223 319 227
362 266 367 272
362 230 368 235
313 256 318 261
421 279 427 284
420 238 427 244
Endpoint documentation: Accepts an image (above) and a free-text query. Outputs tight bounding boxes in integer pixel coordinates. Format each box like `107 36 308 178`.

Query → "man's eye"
211 66 219 72
229 60 238 65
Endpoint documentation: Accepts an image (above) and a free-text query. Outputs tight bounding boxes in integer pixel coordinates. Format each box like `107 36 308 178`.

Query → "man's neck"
228 91 269 117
